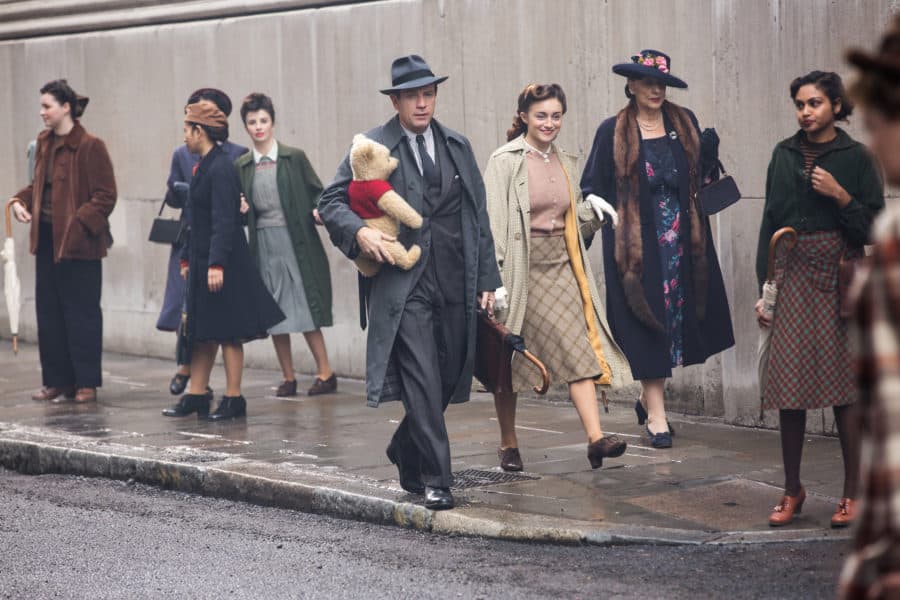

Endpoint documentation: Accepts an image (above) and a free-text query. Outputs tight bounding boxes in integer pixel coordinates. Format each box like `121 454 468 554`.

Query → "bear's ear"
352 133 367 146
359 142 374 163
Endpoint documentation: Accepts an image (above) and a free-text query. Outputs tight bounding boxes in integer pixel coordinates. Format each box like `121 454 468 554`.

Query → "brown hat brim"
847 48 900 78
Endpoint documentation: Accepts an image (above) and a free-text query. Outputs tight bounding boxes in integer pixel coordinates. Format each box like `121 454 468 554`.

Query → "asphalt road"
0 469 847 599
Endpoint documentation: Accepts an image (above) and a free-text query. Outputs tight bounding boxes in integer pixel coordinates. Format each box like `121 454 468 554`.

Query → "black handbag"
148 196 184 245
698 159 741 215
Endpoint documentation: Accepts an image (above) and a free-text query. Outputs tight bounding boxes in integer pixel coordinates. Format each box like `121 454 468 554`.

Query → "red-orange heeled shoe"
768 487 806 527
831 498 856 528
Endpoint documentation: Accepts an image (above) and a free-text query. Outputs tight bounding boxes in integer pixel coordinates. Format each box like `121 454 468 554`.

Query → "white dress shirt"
400 124 435 176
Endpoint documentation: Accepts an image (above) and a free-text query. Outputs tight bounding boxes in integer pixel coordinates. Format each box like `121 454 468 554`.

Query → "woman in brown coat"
8 79 116 403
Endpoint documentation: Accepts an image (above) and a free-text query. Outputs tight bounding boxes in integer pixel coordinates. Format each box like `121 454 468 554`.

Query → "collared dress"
250 149 316 334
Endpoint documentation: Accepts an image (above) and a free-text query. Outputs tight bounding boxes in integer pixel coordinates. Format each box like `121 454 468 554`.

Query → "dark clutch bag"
698 160 741 216
148 196 184 245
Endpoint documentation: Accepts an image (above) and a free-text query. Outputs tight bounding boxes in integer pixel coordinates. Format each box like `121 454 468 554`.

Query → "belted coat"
318 115 501 407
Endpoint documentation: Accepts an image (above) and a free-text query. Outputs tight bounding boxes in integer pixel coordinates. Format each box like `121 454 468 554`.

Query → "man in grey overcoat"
318 55 501 510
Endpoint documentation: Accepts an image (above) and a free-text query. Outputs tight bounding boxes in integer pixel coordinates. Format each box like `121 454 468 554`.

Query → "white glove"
494 286 509 311
586 194 618 229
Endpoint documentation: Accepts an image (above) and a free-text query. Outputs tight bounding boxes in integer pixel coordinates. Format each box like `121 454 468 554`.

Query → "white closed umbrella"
757 227 798 419
3 200 21 354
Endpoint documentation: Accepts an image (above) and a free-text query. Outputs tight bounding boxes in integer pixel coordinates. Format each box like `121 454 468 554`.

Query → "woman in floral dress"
581 49 735 448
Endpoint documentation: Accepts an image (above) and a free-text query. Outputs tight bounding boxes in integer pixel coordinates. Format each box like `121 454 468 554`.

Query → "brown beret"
184 100 228 129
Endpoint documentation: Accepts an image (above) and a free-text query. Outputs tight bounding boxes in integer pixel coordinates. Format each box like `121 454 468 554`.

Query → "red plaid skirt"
763 231 858 410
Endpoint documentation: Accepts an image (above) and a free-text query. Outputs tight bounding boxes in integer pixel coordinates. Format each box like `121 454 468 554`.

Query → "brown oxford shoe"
275 379 298 397
831 498 857 528
587 435 627 469
32 386 74 402
73 388 97 403
768 487 806 527
307 373 337 396
498 447 523 472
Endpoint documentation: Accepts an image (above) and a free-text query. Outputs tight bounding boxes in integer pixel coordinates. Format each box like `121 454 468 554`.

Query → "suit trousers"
390 254 466 489
35 221 103 388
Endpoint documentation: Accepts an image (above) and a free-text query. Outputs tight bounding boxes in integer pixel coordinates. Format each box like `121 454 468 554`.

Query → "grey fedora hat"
379 55 448 95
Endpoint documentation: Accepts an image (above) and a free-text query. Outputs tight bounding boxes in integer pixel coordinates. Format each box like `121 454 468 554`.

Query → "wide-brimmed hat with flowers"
612 49 688 89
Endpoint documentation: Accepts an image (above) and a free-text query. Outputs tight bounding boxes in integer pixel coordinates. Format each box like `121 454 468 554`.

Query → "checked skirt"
510 235 601 392
763 230 857 410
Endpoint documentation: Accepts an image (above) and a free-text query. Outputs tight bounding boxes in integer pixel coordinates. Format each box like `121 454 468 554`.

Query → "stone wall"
0 0 895 431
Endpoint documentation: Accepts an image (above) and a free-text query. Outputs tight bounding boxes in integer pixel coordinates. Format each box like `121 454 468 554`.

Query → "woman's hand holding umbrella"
755 298 773 328
9 199 30 223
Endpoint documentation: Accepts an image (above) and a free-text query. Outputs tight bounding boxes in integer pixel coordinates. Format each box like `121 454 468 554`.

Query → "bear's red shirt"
348 180 393 219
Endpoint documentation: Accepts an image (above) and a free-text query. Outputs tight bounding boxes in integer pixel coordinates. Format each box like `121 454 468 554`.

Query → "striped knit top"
799 133 839 177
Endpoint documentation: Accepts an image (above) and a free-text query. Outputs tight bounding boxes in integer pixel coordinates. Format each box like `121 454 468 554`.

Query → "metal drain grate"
451 469 539 489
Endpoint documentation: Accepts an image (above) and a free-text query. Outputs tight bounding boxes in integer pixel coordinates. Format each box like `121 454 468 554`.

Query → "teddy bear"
347 133 423 277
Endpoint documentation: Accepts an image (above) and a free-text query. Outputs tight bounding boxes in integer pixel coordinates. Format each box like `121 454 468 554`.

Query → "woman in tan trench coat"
484 83 630 472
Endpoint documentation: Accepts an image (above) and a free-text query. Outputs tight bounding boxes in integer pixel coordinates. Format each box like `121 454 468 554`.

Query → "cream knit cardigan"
483 135 631 388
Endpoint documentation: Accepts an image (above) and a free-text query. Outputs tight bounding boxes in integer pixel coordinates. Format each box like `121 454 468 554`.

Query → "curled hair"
187 122 229 143
187 88 233 116
790 71 854 121
506 83 567 142
40 79 88 119
240 93 276 125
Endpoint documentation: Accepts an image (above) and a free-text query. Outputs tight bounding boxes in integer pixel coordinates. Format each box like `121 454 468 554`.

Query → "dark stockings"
779 405 860 499
833 403 860 499
779 409 806 497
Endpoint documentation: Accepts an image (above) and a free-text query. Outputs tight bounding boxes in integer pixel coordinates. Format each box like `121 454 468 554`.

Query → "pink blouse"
526 150 569 237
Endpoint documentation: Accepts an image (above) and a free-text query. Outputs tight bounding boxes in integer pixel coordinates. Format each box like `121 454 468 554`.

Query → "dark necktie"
416 134 439 185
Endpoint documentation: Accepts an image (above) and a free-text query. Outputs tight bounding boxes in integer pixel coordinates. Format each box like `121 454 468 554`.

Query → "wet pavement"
0 341 852 544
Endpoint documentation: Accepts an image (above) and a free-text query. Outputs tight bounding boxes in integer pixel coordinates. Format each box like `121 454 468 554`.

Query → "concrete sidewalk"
0 341 851 546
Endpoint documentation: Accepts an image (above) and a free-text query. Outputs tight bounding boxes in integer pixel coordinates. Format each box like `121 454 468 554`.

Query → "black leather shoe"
635 399 648 425
646 426 673 449
635 400 675 436
169 372 190 396
207 395 247 421
162 392 211 417
386 442 425 494
424 487 454 510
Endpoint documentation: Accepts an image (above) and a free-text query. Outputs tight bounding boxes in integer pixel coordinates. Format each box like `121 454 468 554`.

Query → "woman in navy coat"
580 50 734 448
162 100 284 421
156 88 247 397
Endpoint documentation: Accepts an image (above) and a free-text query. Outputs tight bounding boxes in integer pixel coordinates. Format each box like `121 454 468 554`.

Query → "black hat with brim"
380 54 448 95
612 49 688 89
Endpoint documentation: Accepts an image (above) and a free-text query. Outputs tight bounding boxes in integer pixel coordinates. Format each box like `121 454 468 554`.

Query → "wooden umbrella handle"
522 349 550 394
766 227 799 282
4 198 22 239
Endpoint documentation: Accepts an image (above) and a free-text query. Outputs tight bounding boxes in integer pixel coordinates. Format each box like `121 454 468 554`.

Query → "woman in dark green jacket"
755 71 883 529
236 93 337 397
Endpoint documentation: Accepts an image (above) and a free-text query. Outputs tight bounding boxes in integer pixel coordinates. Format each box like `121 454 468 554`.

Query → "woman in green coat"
755 71 883 528
236 93 337 397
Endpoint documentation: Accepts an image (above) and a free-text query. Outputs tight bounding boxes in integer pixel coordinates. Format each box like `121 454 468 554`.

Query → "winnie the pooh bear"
347 133 423 277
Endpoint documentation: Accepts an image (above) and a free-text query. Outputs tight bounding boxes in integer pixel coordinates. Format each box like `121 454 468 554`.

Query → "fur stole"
612 100 708 333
